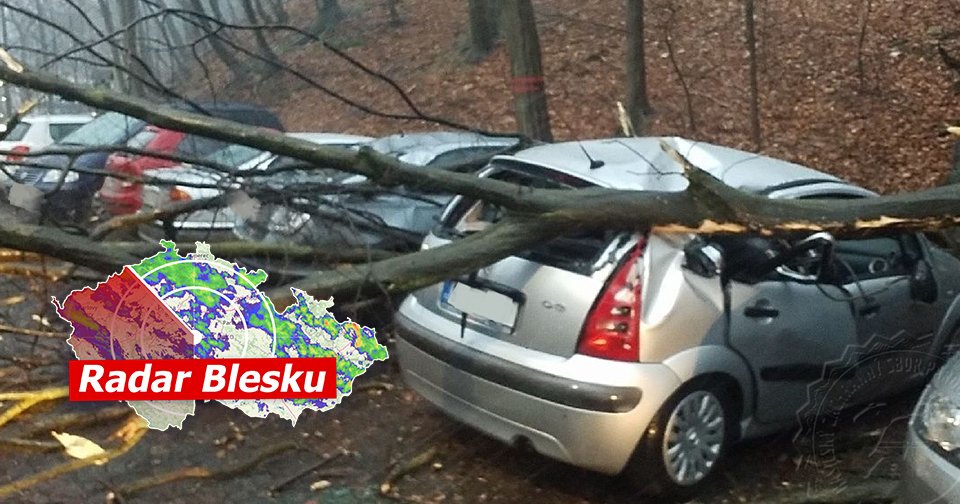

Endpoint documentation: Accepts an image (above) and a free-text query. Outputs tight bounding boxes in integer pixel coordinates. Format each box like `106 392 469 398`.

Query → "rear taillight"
5 145 29 162
577 235 646 362
169 187 192 202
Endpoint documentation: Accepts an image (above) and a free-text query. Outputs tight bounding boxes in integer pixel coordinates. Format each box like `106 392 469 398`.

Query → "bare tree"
185 0 244 79
500 0 552 142
118 0 148 96
240 0 283 70
311 0 345 34
744 0 761 147
467 0 498 62
625 0 651 134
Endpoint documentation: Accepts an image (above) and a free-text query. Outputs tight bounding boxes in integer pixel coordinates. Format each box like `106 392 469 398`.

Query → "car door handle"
859 304 881 317
744 305 780 318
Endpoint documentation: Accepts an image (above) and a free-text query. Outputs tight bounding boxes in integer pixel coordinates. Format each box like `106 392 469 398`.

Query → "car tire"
622 379 737 501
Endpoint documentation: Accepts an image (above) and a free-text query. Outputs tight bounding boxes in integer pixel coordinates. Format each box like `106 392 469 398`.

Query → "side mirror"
684 239 724 278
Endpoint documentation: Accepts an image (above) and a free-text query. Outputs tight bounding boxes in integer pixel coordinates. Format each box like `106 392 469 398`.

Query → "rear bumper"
395 311 682 474
99 186 141 215
900 427 960 503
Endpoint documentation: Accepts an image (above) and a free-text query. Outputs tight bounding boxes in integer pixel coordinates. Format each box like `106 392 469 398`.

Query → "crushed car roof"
501 137 849 194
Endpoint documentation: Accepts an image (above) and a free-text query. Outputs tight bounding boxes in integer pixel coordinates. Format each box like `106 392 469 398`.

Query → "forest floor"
185 0 960 194
0 261 912 503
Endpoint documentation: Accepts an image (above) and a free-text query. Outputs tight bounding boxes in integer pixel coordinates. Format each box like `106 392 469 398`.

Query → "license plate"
441 281 519 329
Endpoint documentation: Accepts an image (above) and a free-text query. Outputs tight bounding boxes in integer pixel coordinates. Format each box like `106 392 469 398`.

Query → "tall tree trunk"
240 0 282 70
386 0 402 26
270 0 290 24
97 0 127 91
467 0 498 62
0 5 11 118
253 0 276 24
312 0 345 34
187 0 243 79
625 0 650 134
744 0 761 148
118 0 148 96
500 0 552 142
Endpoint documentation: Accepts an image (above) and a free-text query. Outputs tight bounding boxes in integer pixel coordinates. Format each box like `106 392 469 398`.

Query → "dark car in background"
11 102 283 224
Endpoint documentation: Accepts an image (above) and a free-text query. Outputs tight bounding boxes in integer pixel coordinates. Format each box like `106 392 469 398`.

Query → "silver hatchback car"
394 137 960 497
902 352 960 503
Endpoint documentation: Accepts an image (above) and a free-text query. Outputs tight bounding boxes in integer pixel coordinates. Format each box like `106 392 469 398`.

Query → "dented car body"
394 137 960 496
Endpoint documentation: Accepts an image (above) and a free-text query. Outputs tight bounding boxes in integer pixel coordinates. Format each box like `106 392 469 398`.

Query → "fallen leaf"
50 431 107 464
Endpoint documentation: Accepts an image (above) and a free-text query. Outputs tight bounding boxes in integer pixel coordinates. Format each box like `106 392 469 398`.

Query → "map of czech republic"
52 240 388 431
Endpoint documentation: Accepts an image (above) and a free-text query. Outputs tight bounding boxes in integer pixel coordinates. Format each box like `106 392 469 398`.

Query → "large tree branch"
2 56 960 304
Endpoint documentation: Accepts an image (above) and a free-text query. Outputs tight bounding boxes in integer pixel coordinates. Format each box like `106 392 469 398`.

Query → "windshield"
205 144 264 167
4 122 30 141
60 112 144 147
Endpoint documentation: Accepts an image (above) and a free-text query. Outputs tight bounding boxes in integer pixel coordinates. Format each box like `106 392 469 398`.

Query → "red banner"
69 358 337 401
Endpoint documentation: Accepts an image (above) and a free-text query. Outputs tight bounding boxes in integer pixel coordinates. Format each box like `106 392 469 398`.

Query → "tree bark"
500 0 553 142
467 0 498 62
625 0 650 134
744 0 762 148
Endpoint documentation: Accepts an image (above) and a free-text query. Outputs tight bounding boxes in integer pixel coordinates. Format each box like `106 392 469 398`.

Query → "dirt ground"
0 270 918 504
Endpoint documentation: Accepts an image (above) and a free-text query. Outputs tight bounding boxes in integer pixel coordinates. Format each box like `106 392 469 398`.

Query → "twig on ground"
269 452 344 495
113 441 299 497
380 446 438 495
0 386 69 429
0 324 69 339
0 415 148 499
22 407 132 438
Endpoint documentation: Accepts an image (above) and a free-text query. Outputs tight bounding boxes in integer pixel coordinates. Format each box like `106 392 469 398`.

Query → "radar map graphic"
53 241 388 430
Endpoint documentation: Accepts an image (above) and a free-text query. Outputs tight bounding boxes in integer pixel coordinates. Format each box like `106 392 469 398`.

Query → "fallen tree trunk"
3 53 960 303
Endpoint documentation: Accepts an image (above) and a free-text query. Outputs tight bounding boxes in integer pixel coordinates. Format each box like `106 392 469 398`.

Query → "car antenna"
579 142 605 169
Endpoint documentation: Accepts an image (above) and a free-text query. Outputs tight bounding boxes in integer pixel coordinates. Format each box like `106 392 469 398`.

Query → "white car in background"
0 113 93 183
139 132 373 241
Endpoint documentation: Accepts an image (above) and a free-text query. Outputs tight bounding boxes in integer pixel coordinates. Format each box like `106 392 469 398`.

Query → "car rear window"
177 135 229 157
4 122 30 141
48 122 86 142
206 144 264 167
440 160 621 274
60 112 144 146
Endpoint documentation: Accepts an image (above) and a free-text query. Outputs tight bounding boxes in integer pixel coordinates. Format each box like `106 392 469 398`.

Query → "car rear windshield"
59 112 144 147
4 122 30 141
440 160 623 274
48 123 86 142
205 144 264 167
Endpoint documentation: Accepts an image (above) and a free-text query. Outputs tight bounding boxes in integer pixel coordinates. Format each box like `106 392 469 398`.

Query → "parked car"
137 132 373 242
99 127 230 215
233 131 521 276
9 111 146 222
392 136 960 498
0 113 93 183
11 102 282 224
902 352 960 503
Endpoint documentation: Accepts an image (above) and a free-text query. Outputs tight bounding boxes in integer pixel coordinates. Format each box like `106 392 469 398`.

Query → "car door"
832 234 936 350
723 236 860 425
